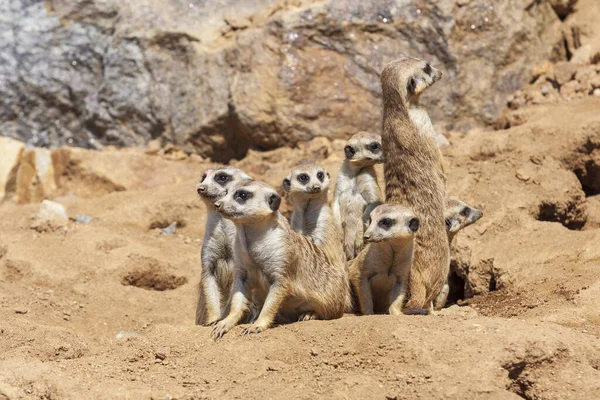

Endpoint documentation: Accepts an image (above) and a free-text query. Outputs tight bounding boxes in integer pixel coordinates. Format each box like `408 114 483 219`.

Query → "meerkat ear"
446 218 460 233
326 171 330 179
282 177 291 192
268 193 281 212
407 77 417 94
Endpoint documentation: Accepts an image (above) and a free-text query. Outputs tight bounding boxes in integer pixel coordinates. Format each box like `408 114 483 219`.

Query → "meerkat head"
214 181 281 223
282 164 331 198
381 57 442 105
445 198 483 236
343 131 383 168
196 167 253 204
363 203 420 243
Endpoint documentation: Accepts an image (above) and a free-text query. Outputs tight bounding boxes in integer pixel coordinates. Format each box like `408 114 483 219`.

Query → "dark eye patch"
344 145 356 159
214 173 231 186
316 171 325 182
378 218 394 229
234 190 253 203
368 142 381 152
297 173 310 184
424 63 432 75
460 207 471 217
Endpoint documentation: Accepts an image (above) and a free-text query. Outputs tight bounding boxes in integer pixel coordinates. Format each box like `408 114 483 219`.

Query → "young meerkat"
433 199 483 310
332 131 384 260
348 203 420 315
195 167 253 326
380 57 449 314
282 165 337 246
211 181 351 339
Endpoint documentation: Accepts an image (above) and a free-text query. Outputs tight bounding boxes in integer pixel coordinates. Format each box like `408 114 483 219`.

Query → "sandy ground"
1 99 600 399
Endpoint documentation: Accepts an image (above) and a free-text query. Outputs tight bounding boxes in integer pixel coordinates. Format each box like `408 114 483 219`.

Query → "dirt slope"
1 97 600 399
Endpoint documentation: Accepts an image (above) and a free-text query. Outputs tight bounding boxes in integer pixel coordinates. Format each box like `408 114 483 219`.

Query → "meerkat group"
194 56 483 338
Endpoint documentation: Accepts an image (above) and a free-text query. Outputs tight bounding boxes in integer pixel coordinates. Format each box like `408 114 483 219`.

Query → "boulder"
0 137 25 202
0 0 562 161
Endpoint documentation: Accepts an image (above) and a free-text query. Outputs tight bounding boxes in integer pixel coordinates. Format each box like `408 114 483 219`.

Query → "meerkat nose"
363 234 371 241
197 186 206 194
214 201 222 209
312 185 321 191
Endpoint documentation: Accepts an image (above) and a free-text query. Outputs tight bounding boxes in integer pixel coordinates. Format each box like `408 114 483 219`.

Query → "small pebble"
155 348 167 360
14 307 29 314
76 214 93 224
161 222 177 235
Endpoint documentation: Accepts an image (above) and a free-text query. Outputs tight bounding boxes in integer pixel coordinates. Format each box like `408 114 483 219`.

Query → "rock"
75 214 93 224
115 331 143 341
144 140 162 155
553 61 578 85
0 137 25 202
155 348 167 361
0 0 562 160
14 307 29 314
15 148 59 204
31 200 69 231
161 222 177 235
549 0 578 19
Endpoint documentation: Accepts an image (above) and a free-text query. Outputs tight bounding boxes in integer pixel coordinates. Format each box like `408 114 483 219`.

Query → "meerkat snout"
214 201 222 209
197 185 206 194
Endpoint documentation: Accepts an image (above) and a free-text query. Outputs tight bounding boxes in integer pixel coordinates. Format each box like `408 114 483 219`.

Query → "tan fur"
433 198 483 310
348 204 419 315
332 132 384 260
211 181 351 339
380 57 449 312
195 167 252 326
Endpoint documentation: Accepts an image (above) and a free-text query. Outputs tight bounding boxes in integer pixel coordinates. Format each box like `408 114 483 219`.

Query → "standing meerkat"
434 199 483 310
349 204 420 315
380 57 449 314
195 167 252 326
282 165 337 247
211 181 351 339
332 131 384 260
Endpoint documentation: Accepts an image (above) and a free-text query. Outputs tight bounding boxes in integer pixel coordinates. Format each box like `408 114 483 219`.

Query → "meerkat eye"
460 207 471 217
368 142 381 152
234 190 252 203
297 173 310 184
316 171 325 182
215 173 231 184
344 146 356 159
200 173 207 183
424 63 432 75
378 218 394 229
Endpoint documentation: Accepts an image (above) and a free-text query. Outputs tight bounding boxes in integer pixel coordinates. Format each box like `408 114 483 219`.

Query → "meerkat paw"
388 306 403 316
298 312 318 321
211 319 235 340
203 319 220 327
241 324 266 335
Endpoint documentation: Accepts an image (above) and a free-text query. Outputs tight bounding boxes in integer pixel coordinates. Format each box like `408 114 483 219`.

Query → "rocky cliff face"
0 0 567 161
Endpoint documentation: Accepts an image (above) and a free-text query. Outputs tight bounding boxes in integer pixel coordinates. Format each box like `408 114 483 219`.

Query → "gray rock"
1 0 562 162
161 222 177 235
76 214 93 224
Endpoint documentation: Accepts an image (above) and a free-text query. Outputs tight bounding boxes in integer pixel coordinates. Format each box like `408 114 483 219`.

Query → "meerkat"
210 181 351 339
348 204 420 315
433 199 483 310
195 167 253 326
380 57 449 314
282 165 337 246
332 131 384 260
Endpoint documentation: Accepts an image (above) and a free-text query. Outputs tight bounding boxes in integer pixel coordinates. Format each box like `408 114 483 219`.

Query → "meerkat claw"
241 325 264 335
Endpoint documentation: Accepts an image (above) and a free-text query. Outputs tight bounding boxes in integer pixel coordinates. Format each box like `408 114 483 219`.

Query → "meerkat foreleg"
356 276 374 315
199 266 223 325
242 282 287 335
433 281 449 311
211 275 249 339
388 280 406 315
403 271 430 315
